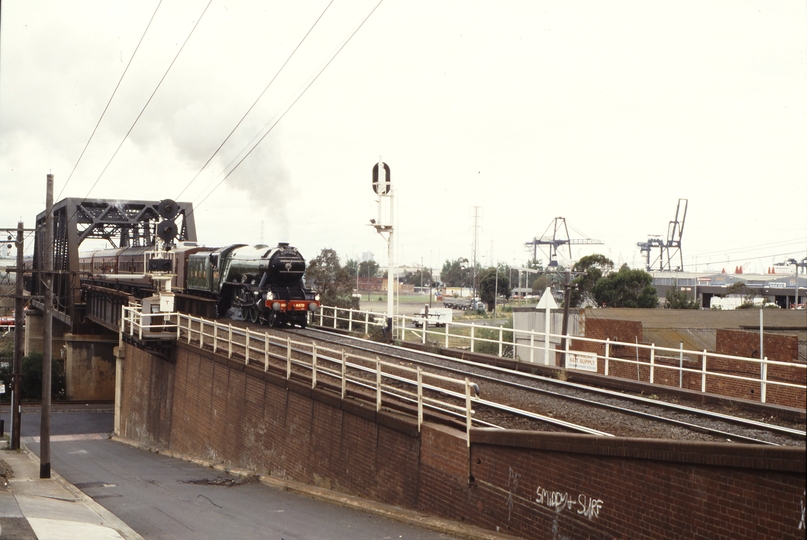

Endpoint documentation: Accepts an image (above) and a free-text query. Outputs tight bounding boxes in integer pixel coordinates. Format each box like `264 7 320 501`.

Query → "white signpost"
536 287 557 365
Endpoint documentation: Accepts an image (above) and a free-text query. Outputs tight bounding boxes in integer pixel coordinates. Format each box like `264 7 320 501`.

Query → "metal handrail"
316 305 806 405
172 312 478 444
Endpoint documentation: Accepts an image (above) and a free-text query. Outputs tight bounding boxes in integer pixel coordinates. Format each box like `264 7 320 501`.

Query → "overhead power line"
192 0 386 213
57 0 163 200
176 0 336 201
80 0 214 203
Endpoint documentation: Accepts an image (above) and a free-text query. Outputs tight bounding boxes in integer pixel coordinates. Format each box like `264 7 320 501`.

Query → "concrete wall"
63 334 116 401
25 310 117 400
118 340 807 540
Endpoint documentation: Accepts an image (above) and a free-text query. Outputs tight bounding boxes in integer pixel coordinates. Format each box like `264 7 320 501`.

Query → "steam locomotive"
80 241 319 327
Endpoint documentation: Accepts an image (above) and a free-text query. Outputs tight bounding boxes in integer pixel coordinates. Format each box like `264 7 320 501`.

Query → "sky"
1 0 806 276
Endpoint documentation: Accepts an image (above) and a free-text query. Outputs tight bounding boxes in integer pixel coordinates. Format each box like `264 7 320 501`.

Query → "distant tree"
441 259 472 288
344 259 359 277
592 264 658 308
359 260 380 278
570 254 614 307
305 248 357 308
526 258 544 271
665 288 699 309
403 268 433 286
478 267 511 311
531 275 549 294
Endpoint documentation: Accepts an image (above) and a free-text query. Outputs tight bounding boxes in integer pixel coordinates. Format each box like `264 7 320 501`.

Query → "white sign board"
566 351 598 372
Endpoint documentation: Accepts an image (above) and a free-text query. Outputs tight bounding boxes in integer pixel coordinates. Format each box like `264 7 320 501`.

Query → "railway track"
286 326 806 446
193 317 806 445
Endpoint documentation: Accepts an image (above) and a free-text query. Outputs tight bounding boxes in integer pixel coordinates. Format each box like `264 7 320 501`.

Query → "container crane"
637 198 688 271
525 217 603 267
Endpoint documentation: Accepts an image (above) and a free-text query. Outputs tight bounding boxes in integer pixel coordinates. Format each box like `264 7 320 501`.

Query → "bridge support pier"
62 334 117 401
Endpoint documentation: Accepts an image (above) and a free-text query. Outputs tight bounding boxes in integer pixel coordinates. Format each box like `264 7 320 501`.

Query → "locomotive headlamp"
266 291 274 300
315 294 321 302
272 302 281 311
308 302 318 312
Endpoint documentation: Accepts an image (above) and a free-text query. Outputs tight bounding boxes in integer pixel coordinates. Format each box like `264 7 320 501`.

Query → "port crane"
525 217 603 267
637 198 688 272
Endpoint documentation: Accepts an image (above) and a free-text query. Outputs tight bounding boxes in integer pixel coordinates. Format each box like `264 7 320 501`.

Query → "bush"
0 351 65 402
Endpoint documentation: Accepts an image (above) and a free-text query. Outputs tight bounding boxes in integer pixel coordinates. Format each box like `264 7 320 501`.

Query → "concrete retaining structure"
117 340 807 539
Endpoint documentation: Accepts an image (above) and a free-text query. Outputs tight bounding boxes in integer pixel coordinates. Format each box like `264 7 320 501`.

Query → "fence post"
187 317 192 344
333 307 337 329
760 356 768 403
422 321 426 345
470 325 475 353
498 326 503 357
228 324 233 358
678 341 683 388
312 344 317 389
649 344 655 384
286 337 292 379
445 323 449 348
349 309 353 332
701 350 707 393
341 350 347 399
376 356 382 412
564 335 571 368
465 378 472 448
604 339 610 376
264 333 269 372
417 367 423 432
176 314 181 340
365 312 369 333
529 333 535 363
319 309 323 326
245 329 250 365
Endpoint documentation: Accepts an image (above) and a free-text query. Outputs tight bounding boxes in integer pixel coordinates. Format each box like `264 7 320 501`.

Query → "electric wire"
32 0 212 307
190 0 385 214
79 0 214 203
56 0 163 201
175 0 336 201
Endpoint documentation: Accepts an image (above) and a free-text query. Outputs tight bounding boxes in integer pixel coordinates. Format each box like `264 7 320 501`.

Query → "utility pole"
470 206 481 302
41 173 53 479
559 270 572 367
12 222 25 450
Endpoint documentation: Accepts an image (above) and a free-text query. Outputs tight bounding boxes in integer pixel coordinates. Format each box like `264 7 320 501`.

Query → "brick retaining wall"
119 341 807 540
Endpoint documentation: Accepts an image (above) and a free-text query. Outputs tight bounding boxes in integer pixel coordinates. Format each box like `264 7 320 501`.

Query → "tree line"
304 249 700 311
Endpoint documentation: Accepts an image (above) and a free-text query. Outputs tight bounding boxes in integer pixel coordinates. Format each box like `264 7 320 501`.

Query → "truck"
412 306 453 328
441 297 484 310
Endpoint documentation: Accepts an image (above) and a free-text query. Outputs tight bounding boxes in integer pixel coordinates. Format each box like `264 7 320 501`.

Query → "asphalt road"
5 408 460 540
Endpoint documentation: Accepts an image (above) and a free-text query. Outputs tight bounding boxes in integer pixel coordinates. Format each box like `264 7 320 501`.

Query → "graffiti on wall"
507 467 520 523
536 485 604 520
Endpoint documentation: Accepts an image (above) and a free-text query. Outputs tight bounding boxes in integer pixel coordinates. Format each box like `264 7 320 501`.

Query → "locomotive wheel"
262 311 277 327
249 308 259 323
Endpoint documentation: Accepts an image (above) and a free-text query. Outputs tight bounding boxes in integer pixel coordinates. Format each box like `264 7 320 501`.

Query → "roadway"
4 406 466 540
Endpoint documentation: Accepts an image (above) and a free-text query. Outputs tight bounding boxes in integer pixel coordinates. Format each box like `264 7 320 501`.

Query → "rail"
122 306 480 446
121 302 179 340
316 305 807 405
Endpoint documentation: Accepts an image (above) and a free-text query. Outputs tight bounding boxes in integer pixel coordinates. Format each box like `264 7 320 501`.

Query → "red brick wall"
468 431 805 539
712 330 806 407
119 341 806 540
568 319 806 408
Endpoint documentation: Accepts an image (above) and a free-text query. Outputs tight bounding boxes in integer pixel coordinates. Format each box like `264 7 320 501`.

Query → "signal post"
370 160 394 340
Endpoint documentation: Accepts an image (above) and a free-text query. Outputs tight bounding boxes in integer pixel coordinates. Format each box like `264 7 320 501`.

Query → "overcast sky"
1 0 805 274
